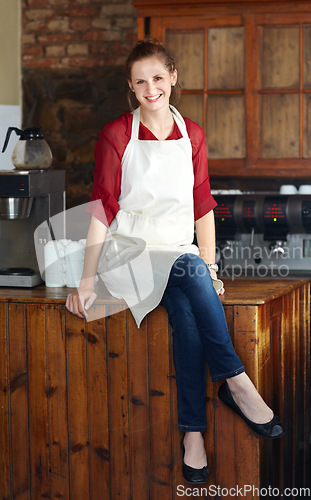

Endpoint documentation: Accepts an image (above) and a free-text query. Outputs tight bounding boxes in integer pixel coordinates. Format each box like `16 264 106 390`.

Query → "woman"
66 39 284 485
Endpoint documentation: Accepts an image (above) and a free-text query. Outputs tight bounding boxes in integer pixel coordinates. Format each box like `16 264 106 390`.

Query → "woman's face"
129 56 177 113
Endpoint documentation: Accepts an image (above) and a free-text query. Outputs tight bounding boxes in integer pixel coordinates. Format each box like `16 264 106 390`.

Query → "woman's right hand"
66 287 97 319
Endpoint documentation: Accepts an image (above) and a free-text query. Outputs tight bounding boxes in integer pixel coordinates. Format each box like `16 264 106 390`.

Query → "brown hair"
125 38 181 110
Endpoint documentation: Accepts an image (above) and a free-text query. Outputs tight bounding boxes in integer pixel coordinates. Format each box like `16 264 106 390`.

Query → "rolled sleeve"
85 179 120 227
194 177 217 220
186 119 217 220
85 119 126 227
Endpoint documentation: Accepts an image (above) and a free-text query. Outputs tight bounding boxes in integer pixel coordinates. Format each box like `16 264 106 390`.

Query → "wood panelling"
178 94 204 128
165 30 204 89
149 308 172 496
303 26 311 88
0 303 10 500
260 94 300 158
303 94 311 157
208 27 245 90
127 312 150 499
87 307 110 500
28 303 50 499
46 305 69 500
261 26 300 89
0 279 310 499
9 303 30 500
207 94 245 158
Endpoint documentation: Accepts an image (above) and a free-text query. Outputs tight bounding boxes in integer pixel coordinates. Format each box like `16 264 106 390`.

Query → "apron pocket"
116 210 194 246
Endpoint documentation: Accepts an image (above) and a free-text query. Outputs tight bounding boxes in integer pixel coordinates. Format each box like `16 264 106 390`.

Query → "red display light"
264 202 286 222
215 203 233 221
243 200 256 219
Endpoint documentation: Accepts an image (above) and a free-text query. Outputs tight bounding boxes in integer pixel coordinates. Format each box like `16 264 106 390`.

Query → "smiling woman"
125 38 181 112
66 38 284 485
128 57 177 140
124 42 179 140
130 56 176 101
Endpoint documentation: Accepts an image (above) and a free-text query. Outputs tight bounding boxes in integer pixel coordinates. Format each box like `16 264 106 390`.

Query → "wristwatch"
206 263 218 272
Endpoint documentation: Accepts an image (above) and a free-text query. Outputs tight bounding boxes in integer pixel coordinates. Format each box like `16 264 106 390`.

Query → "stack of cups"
279 185 297 195
65 240 86 288
44 239 92 288
44 239 71 287
280 185 311 195
298 185 311 194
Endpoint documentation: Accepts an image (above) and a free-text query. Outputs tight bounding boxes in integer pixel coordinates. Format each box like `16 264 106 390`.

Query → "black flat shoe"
218 381 285 439
180 436 209 484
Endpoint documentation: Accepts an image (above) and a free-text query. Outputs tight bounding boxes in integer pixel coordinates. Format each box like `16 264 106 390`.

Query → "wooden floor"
0 278 310 499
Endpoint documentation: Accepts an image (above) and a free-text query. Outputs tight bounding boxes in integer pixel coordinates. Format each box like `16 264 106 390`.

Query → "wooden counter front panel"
0 282 310 500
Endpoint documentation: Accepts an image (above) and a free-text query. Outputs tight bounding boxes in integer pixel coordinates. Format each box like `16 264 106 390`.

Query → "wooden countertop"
0 277 309 306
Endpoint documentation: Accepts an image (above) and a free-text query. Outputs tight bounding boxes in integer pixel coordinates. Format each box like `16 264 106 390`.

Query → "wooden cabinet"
0 279 310 499
133 0 311 179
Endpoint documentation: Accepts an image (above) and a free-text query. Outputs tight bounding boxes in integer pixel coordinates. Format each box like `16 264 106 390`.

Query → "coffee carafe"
2 127 53 169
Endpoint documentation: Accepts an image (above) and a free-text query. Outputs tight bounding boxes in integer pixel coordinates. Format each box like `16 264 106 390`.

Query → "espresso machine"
213 193 311 278
0 170 65 286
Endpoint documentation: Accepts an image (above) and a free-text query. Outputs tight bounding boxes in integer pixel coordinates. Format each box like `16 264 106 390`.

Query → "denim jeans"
161 253 244 431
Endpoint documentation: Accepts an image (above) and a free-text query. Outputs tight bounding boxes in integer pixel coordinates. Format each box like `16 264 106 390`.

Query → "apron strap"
131 108 141 140
131 105 189 140
169 105 188 139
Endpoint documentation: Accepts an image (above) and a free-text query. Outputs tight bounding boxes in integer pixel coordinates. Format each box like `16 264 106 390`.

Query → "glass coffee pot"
2 127 53 169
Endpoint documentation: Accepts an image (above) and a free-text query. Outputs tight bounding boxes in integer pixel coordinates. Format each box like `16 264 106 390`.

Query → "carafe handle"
1 127 24 153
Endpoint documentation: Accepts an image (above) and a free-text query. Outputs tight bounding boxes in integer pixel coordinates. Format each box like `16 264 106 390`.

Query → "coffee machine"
0 170 65 287
213 193 311 278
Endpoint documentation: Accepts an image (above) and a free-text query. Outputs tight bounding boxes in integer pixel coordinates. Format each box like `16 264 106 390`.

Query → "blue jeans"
161 253 244 431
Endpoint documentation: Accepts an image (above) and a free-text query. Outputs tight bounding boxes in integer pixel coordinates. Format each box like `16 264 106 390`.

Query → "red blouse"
86 112 217 227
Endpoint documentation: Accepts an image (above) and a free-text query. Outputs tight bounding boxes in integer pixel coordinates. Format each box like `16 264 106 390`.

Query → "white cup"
44 240 67 287
279 184 297 195
298 185 311 194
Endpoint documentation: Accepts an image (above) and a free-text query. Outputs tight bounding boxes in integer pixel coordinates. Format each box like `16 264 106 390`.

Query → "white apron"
98 105 200 327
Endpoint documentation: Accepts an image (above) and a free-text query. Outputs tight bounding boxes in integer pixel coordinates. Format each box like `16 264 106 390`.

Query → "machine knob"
221 241 234 258
269 241 285 255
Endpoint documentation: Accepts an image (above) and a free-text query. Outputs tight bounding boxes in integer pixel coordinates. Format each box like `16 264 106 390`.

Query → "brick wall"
22 0 137 207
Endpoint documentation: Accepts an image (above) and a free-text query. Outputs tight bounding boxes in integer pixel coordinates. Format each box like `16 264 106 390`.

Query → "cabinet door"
206 26 245 159
253 16 311 175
